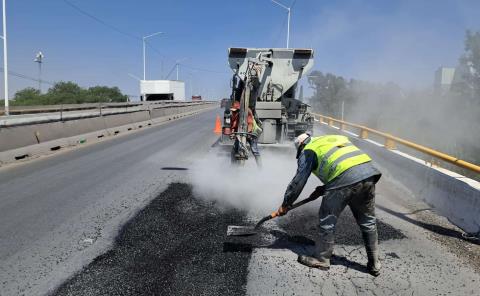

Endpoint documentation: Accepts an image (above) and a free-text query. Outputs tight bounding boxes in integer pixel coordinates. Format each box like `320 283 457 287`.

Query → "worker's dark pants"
318 179 377 240
248 137 260 156
233 137 260 156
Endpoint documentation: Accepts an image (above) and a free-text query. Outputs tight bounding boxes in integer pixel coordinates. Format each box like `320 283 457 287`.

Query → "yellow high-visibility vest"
304 135 372 183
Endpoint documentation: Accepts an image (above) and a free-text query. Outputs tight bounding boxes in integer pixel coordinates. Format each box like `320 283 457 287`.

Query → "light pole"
187 71 196 99
175 58 188 81
1 0 8 115
270 0 291 48
34 51 44 93
143 31 163 80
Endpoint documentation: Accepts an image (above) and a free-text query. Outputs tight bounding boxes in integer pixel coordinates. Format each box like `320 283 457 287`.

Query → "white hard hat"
294 133 310 150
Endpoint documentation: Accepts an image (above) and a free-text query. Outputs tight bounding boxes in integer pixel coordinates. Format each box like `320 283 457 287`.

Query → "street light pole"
2 0 8 116
142 31 163 80
287 7 290 48
142 38 146 80
270 0 291 48
174 57 188 81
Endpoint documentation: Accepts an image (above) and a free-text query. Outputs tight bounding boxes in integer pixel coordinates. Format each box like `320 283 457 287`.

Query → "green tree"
4 82 129 106
46 81 85 104
464 30 480 96
308 70 351 117
11 87 42 105
86 86 128 103
452 30 480 100
14 87 41 100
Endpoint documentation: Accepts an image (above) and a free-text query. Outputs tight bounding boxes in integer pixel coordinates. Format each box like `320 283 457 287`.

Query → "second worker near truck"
278 133 382 276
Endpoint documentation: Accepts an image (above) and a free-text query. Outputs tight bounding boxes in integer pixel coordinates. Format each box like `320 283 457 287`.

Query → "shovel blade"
226 225 257 236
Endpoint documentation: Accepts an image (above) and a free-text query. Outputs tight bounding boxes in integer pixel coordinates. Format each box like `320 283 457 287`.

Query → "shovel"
226 192 322 237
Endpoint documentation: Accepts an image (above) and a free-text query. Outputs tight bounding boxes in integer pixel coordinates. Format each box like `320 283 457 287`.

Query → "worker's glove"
276 205 289 217
310 185 326 199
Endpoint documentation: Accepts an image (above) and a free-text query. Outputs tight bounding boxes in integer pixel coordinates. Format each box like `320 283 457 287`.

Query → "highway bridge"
0 104 479 296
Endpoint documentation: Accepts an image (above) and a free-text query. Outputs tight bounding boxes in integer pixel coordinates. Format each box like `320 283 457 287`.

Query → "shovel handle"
254 193 323 229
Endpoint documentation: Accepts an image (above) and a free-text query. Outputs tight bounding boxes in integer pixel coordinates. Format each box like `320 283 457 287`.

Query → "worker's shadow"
223 229 367 274
267 230 367 273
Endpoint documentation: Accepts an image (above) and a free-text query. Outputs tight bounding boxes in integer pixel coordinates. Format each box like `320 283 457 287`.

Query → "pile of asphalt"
54 183 251 296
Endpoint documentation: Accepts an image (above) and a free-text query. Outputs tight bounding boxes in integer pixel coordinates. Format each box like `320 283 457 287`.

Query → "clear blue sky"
2 0 480 100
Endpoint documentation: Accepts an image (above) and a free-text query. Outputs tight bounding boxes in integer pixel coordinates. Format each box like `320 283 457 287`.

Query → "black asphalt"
53 183 252 296
53 181 406 295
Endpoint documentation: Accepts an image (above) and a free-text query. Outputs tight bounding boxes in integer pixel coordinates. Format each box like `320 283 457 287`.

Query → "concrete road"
0 109 220 295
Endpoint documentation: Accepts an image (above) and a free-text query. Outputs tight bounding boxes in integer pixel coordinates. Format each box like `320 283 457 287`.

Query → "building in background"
140 80 185 101
434 67 455 95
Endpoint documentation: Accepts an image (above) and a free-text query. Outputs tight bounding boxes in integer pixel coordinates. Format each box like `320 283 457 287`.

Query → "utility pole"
1 0 8 116
34 51 44 93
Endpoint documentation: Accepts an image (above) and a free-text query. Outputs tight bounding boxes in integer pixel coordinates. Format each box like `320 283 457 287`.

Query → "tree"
14 87 41 101
6 82 129 106
47 81 85 104
86 86 128 102
453 30 480 101
11 88 42 105
464 30 480 99
308 71 351 117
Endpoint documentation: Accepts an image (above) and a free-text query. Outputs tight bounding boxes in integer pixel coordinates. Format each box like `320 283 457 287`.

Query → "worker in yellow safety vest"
277 133 382 276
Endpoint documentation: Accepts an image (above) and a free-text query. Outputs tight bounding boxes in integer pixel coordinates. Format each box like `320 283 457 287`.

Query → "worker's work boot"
298 236 334 270
362 231 382 276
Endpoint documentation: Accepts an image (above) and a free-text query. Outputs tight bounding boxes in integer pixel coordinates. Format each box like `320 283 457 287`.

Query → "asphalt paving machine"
221 48 315 164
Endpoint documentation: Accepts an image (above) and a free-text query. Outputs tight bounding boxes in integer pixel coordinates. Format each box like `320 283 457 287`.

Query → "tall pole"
2 0 8 116
38 62 41 91
161 60 164 79
35 51 44 93
271 0 291 49
142 31 163 81
176 63 179 80
287 7 290 48
142 37 146 80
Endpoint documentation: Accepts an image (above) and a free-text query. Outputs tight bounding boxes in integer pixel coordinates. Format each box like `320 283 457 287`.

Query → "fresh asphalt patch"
53 183 252 296
54 183 406 295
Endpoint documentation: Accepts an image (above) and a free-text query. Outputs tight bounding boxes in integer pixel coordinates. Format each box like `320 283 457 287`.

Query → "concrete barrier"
62 116 108 139
317 124 480 234
0 126 39 151
0 102 216 165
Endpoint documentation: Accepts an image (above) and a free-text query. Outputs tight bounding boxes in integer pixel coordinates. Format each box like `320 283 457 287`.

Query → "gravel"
53 183 251 296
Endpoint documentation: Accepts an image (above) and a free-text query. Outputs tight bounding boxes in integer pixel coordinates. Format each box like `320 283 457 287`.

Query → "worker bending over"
278 133 382 276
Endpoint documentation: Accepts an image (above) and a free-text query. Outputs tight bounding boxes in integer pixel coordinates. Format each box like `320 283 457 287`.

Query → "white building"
140 80 185 101
434 67 455 95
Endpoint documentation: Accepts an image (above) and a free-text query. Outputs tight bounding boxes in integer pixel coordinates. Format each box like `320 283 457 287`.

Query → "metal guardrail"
313 113 480 175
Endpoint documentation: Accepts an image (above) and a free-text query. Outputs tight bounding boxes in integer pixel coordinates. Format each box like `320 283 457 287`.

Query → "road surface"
1 109 479 295
0 110 219 295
